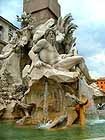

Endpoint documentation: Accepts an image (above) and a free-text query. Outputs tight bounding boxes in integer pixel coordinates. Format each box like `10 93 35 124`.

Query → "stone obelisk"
23 0 61 26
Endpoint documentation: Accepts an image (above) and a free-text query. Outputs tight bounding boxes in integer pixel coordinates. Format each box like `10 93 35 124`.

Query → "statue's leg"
69 56 92 82
54 56 83 70
54 56 92 82
78 60 92 82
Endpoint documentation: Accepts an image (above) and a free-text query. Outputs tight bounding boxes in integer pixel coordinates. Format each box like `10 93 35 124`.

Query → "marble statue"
55 13 78 54
33 18 55 44
17 11 33 28
28 28 93 83
17 25 33 48
0 32 18 59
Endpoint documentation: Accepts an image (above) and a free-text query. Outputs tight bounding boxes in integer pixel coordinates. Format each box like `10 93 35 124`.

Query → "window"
0 25 3 40
8 28 13 41
101 86 103 89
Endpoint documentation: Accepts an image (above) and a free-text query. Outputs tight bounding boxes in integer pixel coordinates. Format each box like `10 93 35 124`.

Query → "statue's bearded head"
44 29 56 46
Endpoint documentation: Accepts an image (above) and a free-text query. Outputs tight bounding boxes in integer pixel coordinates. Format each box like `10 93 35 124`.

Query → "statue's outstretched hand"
35 60 51 69
35 60 46 68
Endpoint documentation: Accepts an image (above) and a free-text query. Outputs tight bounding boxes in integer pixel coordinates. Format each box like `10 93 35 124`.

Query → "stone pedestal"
23 78 66 123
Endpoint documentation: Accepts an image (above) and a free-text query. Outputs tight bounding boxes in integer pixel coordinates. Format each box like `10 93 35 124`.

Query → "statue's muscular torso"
33 39 60 65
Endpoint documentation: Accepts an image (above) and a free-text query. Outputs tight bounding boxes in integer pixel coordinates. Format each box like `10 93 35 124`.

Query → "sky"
0 0 105 78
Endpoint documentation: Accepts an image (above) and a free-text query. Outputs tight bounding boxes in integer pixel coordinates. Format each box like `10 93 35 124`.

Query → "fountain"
0 11 103 130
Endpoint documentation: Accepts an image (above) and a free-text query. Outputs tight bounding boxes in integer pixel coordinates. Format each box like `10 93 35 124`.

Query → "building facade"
0 16 18 52
94 78 105 104
96 78 105 92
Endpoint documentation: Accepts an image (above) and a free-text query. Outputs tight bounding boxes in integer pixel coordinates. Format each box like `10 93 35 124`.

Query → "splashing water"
88 119 105 125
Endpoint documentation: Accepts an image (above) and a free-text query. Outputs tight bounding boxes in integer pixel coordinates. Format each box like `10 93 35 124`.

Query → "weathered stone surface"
2 101 16 119
16 116 32 125
0 33 22 97
23 0 61 26
79 79 103 102
66 107 78 127
33 18 55 43
0 98 6 118
23 65 79 83
22 77 67 124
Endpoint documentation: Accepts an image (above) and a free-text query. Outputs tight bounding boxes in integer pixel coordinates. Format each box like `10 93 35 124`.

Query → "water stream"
43 81 49 123
38 81 50 128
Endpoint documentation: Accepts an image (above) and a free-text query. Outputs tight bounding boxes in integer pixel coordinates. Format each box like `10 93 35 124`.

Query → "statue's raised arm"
0 32 18 60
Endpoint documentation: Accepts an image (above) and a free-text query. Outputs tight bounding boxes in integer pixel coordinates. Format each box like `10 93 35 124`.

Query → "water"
0 121 105 140
37 120 52 129
43 81 49 124
88 119 105 125
1 79 105 139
